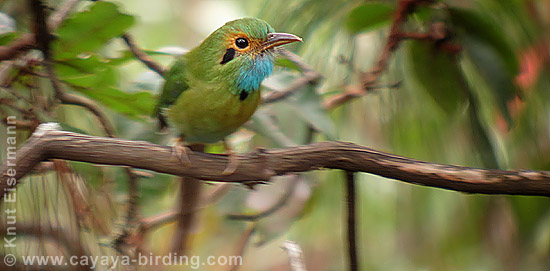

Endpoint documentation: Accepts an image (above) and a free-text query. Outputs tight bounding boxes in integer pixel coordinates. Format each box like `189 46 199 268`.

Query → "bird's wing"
153 56 189 130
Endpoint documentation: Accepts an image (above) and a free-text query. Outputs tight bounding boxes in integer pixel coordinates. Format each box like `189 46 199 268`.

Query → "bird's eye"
235 38 249 49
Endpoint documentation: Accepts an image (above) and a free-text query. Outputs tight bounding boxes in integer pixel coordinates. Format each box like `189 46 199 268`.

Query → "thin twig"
0 98 32 115
262 75 316 104
279 49 317 74
0 0 78 84
1 117 39 130
324 0 437 109
121 34 166 77
59 91 116 136
2 86 33 104
227 176 299 221
345 171 358 271
262 49 321 104
29 0 53 59
0 0 79 62
126 168 140 224
0 34 36 61
125 183 232 244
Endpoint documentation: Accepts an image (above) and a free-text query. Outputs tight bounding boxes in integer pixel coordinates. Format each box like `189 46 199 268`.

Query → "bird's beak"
262 32 302 51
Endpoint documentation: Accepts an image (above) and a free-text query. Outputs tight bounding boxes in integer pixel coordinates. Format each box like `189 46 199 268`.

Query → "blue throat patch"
236 54 274 94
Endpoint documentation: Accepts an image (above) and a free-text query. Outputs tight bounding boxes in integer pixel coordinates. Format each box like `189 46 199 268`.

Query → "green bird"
154 18 301 173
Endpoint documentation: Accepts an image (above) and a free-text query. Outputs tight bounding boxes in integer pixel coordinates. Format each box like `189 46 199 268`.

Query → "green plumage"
154 18 301 143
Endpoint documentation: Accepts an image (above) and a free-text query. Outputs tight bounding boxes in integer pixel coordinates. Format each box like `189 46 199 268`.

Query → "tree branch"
121 33 166 77
324 0 438 109
1 123 550 201
0 0 79 62
345 171 358 271
227 176 299 221
171 144 204 255
0 34 36 61
262 49 322 104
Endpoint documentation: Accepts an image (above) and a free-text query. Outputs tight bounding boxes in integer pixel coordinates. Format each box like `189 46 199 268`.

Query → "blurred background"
0 0 549 270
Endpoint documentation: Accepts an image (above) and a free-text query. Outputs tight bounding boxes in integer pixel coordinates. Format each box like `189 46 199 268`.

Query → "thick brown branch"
171 144 204 255
1 123 550 200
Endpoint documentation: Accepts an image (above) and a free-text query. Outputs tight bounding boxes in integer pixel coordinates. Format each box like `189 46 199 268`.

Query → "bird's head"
194 18 302 96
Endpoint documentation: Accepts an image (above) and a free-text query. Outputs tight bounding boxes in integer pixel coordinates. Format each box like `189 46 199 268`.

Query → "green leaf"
346 3 395 34
108 49 178 66
410 6 435 24
58 123 90 135
275 58 302 72
0 32 18 46
0 12 16 46
408 40 468 115
467 98 500 168
78 87 155 120
464 36 517 126
56 55 110 76
56 55 117 89
449 7 518 75
53 2 135 58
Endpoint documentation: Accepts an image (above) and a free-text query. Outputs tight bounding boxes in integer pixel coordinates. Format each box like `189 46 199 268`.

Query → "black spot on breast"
220 48 235 65
239 90 249 101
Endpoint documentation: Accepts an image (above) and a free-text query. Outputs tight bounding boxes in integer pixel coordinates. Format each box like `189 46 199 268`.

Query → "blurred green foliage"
0 0 549 270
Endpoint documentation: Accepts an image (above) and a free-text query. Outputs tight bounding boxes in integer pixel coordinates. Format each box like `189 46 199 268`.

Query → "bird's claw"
222 153 239 175
171 144 192 166
221 139 240 175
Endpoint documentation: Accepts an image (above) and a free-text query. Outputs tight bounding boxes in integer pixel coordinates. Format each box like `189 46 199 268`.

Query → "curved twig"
227 176 299 221
121 34 166 77
262 49 321 104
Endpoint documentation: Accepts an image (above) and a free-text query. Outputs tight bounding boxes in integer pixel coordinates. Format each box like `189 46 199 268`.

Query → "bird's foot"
222 152 239 175
222 139 239 175
171 141 192 166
